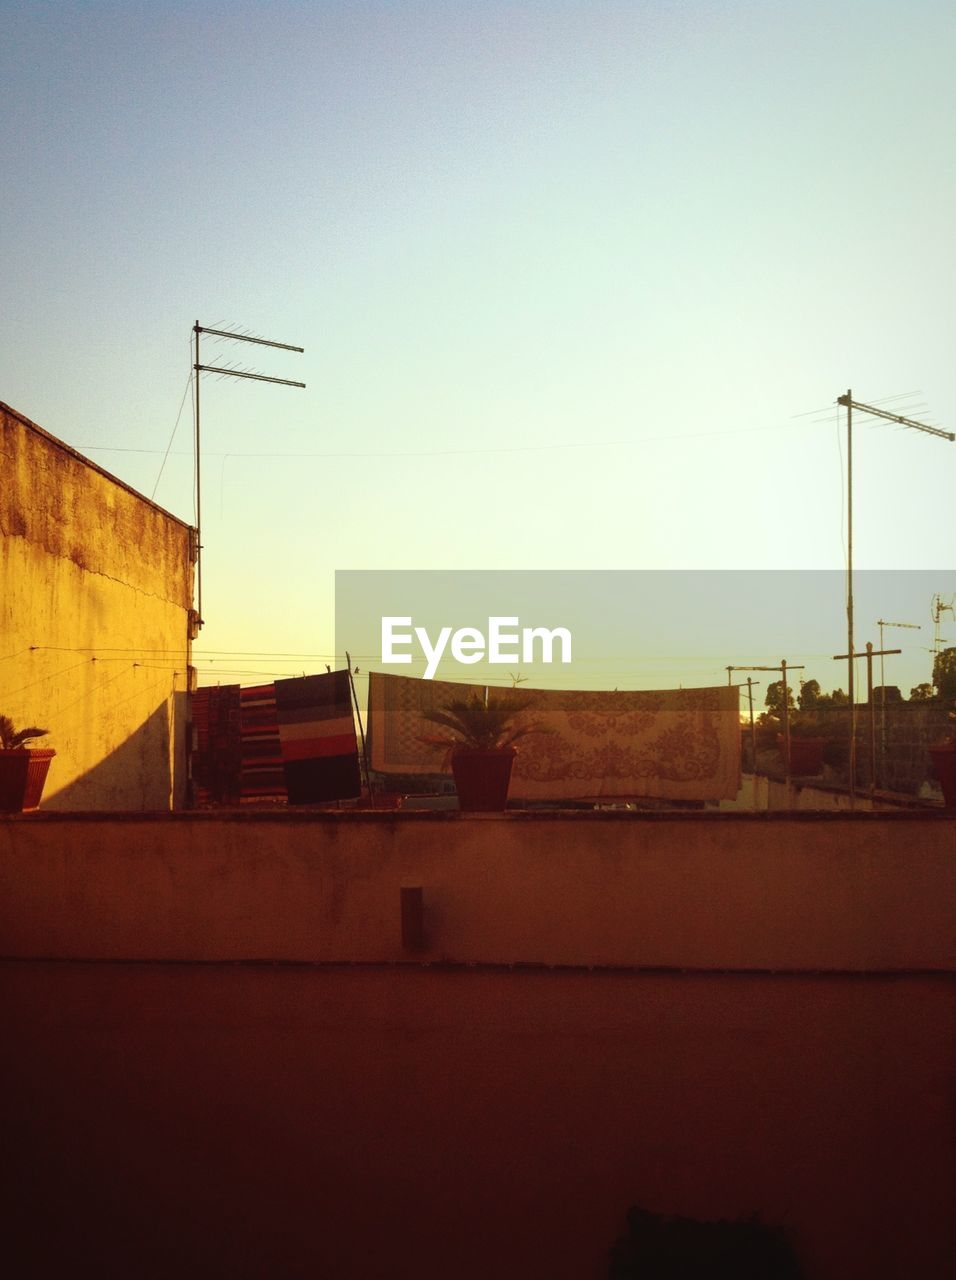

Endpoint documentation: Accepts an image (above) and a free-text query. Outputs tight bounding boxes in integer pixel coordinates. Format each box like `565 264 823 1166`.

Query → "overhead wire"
150 363 193 501
73 389 941 466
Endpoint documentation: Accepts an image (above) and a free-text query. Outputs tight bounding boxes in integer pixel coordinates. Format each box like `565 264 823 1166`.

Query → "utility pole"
876 619 919 775
191 322 305 634
931 594 954 657
834 642 900 800
730 663 802 796
835 392 952 807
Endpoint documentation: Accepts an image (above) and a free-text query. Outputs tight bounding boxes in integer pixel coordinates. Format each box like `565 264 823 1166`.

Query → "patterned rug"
367 673 740 801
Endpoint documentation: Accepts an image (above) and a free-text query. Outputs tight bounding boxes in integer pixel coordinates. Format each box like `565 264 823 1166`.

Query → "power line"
70 414 844 462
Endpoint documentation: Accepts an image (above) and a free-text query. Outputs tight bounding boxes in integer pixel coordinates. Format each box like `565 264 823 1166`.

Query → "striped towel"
191 684 241 805
274 670 361 803
240 683 285 801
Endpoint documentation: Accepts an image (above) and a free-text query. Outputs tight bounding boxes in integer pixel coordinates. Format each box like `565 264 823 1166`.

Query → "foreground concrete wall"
2 811 954 970
2 813 953 1278
0 402 194 808
2 962 952 1280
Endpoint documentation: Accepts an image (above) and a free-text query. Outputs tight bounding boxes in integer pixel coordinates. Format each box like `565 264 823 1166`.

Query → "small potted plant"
419 694 544 811
928 650 956 808
928 711 956 809
0 716 55 812
777 712 826 776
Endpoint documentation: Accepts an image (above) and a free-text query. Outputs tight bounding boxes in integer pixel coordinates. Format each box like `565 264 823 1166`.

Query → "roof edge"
0 399 195 532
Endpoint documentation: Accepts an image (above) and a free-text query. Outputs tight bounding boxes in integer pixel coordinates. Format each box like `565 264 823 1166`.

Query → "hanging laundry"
367 672 740 802
274 670 361 803
368 671 485 775
191 684 241 805
239 683 286 801
498 684 741 802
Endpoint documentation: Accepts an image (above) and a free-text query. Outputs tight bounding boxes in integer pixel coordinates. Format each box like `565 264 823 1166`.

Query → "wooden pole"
345 650 372 803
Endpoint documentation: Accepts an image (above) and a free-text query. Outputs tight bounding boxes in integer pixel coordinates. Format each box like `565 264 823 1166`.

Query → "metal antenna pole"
846 389 855 803
729 663 801 802
194 321 202 630
833 643 900 800
834 389 953 808
191 322 306 632
748 678 758 776
876 620 920 775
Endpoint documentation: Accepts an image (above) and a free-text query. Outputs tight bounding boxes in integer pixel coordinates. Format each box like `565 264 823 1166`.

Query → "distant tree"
874 685 902 703
910 683 935 702
798 679 821 709
932 647 956 702
829 688 848 705
765 679 795 716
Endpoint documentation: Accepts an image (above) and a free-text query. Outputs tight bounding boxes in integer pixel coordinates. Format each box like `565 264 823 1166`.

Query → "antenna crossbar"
196 325 304 353
195 364 306 389
836 395 954 441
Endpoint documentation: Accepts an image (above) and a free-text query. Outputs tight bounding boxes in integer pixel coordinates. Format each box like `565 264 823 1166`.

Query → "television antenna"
931 594 954 656
191 322 305 634
834 391 952 804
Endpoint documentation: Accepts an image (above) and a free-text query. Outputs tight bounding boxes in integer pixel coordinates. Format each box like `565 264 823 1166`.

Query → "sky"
3 0 954 701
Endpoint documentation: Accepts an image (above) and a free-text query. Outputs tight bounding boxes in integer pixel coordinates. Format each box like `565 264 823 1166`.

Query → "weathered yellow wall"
0 402 194 808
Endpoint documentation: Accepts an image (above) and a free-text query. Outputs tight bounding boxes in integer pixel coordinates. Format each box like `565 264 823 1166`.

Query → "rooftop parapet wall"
2 811 954 971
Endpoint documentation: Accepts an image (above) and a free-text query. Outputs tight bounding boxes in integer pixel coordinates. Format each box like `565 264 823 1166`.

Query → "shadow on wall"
43 696 185 811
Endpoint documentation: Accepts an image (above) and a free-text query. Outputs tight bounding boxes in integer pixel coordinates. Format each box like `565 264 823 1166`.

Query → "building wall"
1 811 954 1278
0 402 194 808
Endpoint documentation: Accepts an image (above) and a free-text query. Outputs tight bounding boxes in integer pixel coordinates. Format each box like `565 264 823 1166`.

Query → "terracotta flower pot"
0 748 55 812
928 742 956 809
450 746 517 812
777 735 825 776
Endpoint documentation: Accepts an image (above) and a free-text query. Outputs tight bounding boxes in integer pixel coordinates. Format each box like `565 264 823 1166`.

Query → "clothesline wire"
21 644 869 663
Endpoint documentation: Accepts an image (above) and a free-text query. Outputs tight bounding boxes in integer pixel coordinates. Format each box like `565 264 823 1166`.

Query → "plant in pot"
928 709 956 809
0 716 55 812
419 694 545 812
779 711 827 776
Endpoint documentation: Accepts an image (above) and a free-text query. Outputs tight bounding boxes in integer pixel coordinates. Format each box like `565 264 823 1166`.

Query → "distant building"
0 400 195 808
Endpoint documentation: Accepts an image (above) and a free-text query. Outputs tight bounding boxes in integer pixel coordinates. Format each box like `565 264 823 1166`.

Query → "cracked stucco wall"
0 402 194 809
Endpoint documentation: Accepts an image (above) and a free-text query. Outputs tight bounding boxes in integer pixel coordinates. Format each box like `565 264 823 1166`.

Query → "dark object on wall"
400 886 424 950
608 1204 804 1279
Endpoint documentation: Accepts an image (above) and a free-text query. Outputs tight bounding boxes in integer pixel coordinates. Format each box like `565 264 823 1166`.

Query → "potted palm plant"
0 716 54 812
419 693 544 811
777 714 827 776
928 651 956 808
928 711 956 809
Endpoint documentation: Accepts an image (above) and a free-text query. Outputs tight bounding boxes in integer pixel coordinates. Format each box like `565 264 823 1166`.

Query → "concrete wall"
2 812 954 1278
0 402 194 808
2 811 955 970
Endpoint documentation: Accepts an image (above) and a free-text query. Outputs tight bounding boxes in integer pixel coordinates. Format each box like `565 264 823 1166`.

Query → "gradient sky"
3 1 954 698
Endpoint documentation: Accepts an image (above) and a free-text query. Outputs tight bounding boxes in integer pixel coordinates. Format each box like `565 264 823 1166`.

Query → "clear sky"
3 0 954 699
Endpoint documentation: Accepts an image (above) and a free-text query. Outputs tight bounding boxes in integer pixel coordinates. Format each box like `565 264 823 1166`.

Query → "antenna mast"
835 391 952 805
191 322 305 634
